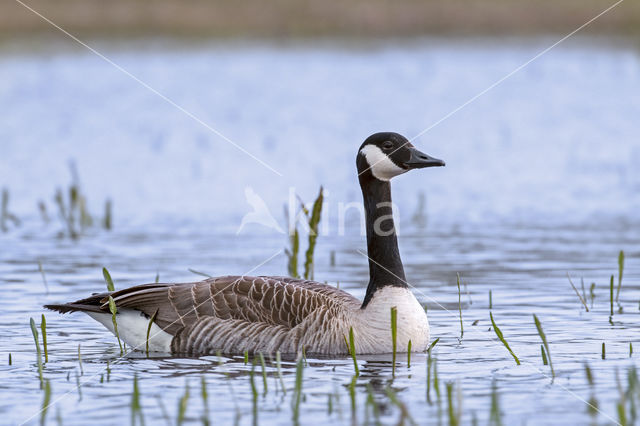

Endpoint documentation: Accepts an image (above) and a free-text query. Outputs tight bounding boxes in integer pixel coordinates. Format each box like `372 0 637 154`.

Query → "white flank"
360 145 407 181
87 309 173 353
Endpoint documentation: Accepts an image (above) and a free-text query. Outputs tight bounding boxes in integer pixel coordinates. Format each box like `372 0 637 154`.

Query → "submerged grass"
346 327 359 377
609 275 614 324
249 362 259 426
38 260 49 295
276 351 286 395
489 312 520 365
259 352 268 395
40 379 51 426
391 307 398 377
533 314 554 378
78 344 83 375
29 317 43 388
200 376 210 426
131 374 144 426
489 380 502 426
457 273 464 339
567 273 589 312
292 357 304 424
177 381 189 426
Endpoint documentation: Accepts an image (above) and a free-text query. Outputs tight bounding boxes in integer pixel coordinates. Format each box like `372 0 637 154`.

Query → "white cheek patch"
360 145 407 181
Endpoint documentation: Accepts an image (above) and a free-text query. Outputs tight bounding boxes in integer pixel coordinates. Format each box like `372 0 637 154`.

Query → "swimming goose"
45 132 445 356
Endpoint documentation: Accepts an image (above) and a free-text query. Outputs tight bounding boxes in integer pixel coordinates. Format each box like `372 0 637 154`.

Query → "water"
1 38 639 425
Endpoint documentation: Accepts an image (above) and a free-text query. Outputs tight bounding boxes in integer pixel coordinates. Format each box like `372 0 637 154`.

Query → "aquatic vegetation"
200 376 210 426
286 228 300 278
188 268 213 279
29 317 44 387
346 327 359 377
446 382 461 426
145 309 158 356
0 188 20 232
457 273 464 339
258 352 268 395
533 314 554 378
602 342 606 360
428 337 440 352
38 261 49 295
40 379 51 426
567 273 589 312
40 314 48 363
49 163 112 239
276 351 286 395
303 187 324 280
108 296 123 355
131 374 144 426
249 361 259 425
616 250 625 313
291 357 304 424
489 312 520 365
489 290 492 309
609 275 614 323
489 379 502 426
78 344 83 375
285 187 324 279
407 340 412 368
103 267 115 292
176 381 189 426
390 306 398 377
386 386 416 426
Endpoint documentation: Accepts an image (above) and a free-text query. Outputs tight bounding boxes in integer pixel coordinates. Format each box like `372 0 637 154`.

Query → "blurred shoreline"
1 0 639 41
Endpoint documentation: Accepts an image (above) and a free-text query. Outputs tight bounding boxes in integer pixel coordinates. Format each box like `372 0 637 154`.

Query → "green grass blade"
41 314 48 363
616 250 624 303
103 267 115 291
391 307 398 377
145 309 158 356
348 327 360 377
407 340 412 368
291 357 304 424
259 352 268 395
276 351 286 395
428 337 440 352
108 296 123 355
303 187 323 280
30 317 43 387
176 381 189 426
489 312 520 365
457 273 464 339
40 379 51 426
533 314 554 378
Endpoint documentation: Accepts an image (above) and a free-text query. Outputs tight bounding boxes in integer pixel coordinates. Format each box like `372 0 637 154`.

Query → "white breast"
351 286 429 353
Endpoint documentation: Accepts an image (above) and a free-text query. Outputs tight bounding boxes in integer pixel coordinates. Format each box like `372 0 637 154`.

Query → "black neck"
359 171 407 308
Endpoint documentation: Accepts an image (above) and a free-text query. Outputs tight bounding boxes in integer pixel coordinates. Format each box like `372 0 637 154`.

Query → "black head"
356 132 445 181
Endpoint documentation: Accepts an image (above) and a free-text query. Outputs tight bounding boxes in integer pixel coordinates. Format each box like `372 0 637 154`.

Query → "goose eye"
382 141 394 151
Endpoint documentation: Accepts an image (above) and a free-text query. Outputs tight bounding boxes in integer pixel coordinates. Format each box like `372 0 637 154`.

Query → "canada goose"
45 132 445 356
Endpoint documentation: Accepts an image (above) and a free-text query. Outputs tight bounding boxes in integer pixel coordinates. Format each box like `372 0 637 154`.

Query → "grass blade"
177 381 189 426
391 307 398 377
276 351 286 395
103 267 115 291
303 187 324 280
146 309 158 356
41 314 48 363
40 379 51 426
489 312 520 365
616 250 624 303
347 327 360 377
291 357 304 424
407 340 412 368
29 317 44 387
533 314 554 378
567 272 589 312
259 352 268 396
457 273 464 339
108 296 123 355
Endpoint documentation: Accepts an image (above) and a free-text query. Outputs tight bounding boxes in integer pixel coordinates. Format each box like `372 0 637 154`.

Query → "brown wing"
96 276 359 336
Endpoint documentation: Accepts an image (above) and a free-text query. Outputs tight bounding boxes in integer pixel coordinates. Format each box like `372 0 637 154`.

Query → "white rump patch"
87 309 173 353
360 145 407 181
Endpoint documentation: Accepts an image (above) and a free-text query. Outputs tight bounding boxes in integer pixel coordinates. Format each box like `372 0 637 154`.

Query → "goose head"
357 132 445 181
